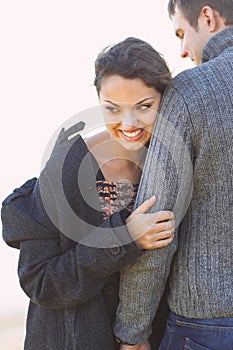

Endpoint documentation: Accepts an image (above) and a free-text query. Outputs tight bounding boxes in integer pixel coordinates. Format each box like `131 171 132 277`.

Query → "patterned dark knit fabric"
96 180 138 221
114 27 233 344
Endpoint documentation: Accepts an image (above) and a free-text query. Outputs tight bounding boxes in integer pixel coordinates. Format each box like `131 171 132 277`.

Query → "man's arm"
113 82 195 344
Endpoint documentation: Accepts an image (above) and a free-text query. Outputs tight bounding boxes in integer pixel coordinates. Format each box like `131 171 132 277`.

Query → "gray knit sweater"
113 27 233 344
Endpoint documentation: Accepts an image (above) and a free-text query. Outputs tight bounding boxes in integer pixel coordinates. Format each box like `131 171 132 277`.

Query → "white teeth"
121 129 143 138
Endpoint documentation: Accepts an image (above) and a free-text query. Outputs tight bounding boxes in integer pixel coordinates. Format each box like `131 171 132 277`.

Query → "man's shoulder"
171 50 231 94
162 66 203 106
159 62 217 116
171 64 205 90
168 60 219 103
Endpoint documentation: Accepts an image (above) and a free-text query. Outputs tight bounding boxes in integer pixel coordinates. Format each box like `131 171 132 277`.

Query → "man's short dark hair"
168 0 233 28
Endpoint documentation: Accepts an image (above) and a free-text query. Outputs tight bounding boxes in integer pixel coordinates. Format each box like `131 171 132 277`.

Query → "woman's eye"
105 106 120 113
136 104 151 111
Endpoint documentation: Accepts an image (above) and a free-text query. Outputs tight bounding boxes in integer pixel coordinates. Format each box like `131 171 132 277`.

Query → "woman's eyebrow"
103 97 155 107
135 97 155 105
103 100 120 107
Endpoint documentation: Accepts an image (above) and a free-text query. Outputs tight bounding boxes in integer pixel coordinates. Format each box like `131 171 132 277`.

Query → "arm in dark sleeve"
2 177 143 309
2 122 144 309
18 215 143 309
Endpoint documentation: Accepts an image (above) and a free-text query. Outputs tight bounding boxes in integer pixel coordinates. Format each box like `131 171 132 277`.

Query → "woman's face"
99 75 162 151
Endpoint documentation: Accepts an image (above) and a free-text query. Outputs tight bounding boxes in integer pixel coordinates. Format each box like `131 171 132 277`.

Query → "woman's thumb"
134 195 156 214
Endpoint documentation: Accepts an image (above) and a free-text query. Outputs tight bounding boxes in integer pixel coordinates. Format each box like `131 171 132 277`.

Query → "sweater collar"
201 26 233 63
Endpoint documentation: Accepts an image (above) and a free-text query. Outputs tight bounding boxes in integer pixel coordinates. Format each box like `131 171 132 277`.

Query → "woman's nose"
121 111 137 128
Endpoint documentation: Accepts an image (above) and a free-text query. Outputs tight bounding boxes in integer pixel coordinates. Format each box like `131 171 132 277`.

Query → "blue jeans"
159 311 233 350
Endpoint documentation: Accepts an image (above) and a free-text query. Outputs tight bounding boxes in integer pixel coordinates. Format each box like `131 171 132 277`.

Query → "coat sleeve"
1 176 143 309
113 83 195 343
1 125 144 309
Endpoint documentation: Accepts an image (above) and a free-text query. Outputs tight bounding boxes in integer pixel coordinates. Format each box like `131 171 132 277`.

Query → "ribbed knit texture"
113 27 233 344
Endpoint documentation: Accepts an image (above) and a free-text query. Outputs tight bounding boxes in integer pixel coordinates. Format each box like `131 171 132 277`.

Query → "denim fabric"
159 312 233 350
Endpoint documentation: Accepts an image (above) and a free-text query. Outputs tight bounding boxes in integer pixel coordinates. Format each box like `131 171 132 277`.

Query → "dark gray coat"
2 125 168 349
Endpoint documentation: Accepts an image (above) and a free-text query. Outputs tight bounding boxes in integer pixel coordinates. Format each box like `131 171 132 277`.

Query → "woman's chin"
117 138 146 152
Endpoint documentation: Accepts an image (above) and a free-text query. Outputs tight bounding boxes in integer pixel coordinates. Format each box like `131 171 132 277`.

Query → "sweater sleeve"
113 83 195 343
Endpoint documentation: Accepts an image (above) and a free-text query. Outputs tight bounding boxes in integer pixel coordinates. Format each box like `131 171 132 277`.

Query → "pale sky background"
0 1 193 348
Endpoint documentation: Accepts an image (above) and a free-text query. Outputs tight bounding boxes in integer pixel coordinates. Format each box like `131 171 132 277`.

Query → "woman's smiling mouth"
120 128 144 141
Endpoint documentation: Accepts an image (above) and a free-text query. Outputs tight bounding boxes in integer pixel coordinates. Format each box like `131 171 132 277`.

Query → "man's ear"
199 6 217 32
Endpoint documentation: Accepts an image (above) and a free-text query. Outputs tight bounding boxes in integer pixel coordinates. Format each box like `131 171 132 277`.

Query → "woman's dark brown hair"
94 37 171 96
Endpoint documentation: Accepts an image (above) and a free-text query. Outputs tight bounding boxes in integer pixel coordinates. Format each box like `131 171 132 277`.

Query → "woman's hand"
119 340 151 350
126 196 175 250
